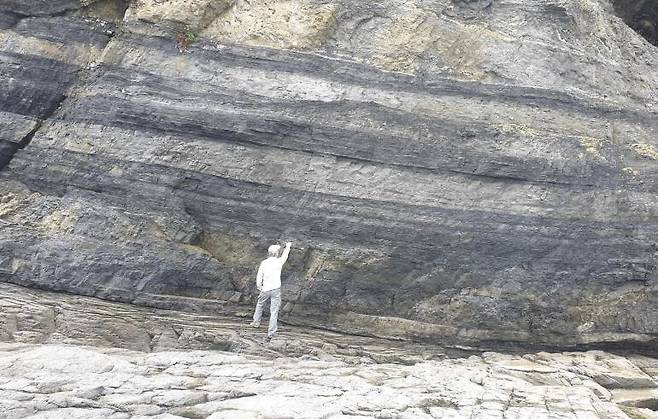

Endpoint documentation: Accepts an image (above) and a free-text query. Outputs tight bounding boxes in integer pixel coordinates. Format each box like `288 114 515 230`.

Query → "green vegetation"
176 27 198 53
620 405 649 419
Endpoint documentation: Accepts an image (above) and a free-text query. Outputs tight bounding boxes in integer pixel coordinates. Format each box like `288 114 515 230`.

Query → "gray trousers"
253 288 281 337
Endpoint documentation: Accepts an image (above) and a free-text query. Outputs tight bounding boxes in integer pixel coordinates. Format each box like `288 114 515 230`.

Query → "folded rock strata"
0 0 656 350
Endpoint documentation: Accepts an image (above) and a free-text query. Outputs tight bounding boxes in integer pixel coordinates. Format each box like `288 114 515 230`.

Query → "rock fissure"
0 114 52 172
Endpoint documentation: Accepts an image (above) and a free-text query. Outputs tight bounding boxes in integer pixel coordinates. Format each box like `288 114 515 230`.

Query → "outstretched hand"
286 242 292 248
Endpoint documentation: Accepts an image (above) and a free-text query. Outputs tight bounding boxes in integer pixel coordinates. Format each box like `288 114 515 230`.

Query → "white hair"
268 244 281 257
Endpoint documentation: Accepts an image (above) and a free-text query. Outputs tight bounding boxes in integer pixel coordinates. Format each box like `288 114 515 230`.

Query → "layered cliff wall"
0 0 656 350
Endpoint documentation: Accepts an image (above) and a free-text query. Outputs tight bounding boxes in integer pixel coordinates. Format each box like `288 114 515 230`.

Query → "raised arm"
279 242 292 265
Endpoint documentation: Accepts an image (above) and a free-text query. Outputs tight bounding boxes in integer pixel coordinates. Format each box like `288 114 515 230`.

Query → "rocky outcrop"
6 343 656 419
0 0 657 350
1 283 658 419
611 0 657 45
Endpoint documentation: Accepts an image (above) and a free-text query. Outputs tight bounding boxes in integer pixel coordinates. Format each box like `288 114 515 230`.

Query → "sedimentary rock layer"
0 0 656 349
2 342 649 419
1 283 657 419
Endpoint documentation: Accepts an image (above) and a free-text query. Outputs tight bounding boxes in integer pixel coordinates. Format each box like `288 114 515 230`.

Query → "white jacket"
256 246 290 292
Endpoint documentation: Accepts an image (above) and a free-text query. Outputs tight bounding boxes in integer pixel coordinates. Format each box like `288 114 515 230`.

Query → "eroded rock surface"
0 0 656 350
1 283 658 419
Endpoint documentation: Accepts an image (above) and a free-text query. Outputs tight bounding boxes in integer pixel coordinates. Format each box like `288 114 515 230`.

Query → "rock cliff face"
0 0 657 350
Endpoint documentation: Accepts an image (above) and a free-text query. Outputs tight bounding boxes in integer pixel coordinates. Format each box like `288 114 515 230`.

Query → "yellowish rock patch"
41 208 80 234
0 32 104 67
125 0 234 30
579 136 603 155
629 143 658 160
201 0 337 50
371 6 502 79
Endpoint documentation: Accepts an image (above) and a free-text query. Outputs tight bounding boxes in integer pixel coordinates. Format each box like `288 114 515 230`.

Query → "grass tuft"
176 27 198 53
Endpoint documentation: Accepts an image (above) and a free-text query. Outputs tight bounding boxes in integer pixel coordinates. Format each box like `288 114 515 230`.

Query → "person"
249 242 292 339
